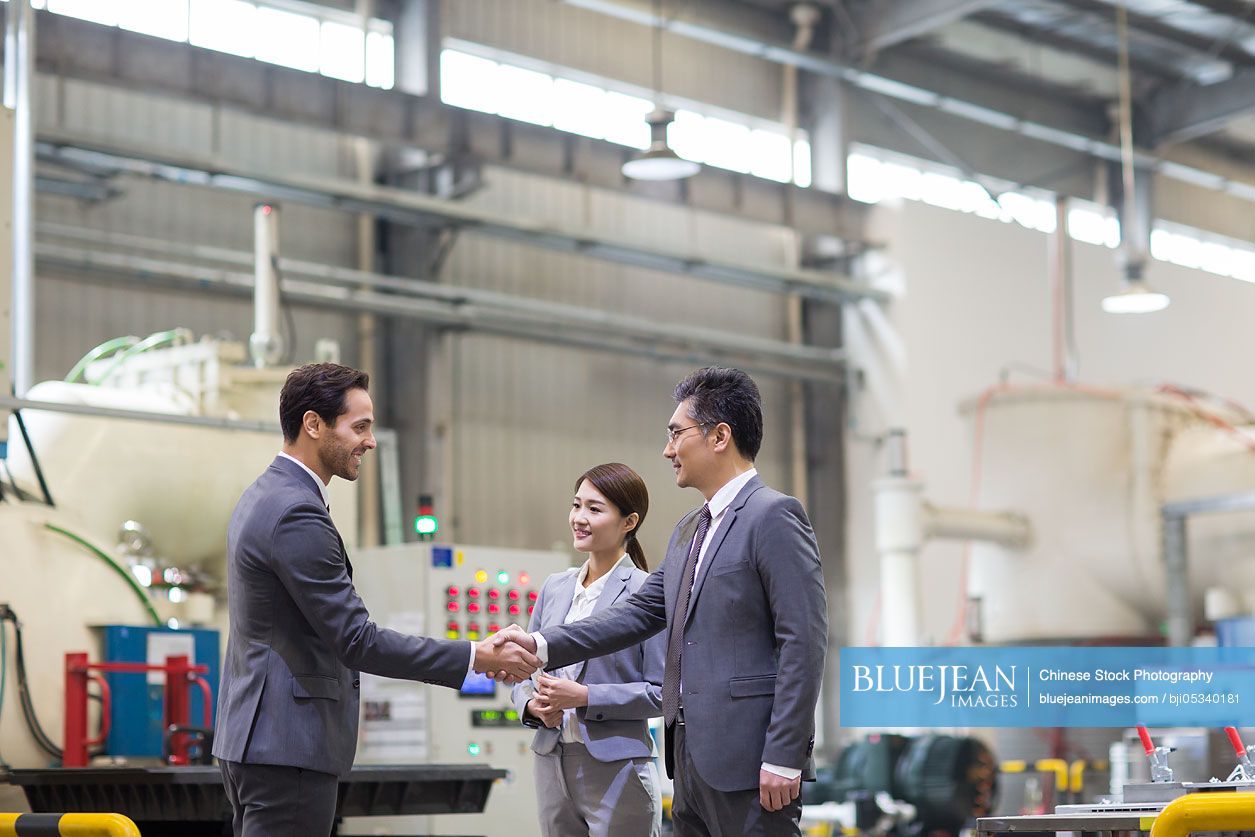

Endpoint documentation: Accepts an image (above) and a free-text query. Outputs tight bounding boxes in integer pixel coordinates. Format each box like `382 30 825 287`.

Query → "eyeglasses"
665 423 707 444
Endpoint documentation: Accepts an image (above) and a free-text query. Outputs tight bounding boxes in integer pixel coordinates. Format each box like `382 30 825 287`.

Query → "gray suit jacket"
212 456 471 776
512 562 665 762
540 475 827 793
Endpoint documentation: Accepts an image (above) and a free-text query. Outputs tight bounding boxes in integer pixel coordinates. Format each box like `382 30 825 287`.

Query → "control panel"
347 541 571 837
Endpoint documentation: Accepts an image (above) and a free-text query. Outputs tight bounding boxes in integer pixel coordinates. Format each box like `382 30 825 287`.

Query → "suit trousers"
220 759 339 837
670 722 802 837
534 742 660 837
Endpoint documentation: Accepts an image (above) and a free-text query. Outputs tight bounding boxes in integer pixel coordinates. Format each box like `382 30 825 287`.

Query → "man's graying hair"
674 366 763 461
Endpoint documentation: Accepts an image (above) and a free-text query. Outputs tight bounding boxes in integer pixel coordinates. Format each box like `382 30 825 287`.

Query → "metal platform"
7 764 507 836
977 811 1152 834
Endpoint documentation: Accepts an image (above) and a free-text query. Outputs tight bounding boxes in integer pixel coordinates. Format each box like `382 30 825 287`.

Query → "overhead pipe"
250 203 285 368
4 0 35 396
782 3 820 509
34 239 846 383
873 429 1031 646
35 131 884 305
1160 490 1255 647
1051 196 1077 382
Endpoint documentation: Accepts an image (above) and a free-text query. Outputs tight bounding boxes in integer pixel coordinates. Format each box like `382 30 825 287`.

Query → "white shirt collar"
573 554 631 601
278 451 331 510
707 468 758 519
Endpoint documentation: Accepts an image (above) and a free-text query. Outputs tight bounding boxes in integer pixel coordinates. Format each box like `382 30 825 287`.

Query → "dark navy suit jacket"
212 456 470 776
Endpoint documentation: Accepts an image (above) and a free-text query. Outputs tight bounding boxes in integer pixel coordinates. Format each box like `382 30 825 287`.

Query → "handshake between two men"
471 624 542 684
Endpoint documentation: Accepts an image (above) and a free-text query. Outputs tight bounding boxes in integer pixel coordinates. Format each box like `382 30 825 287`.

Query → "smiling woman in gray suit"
512 463 666 837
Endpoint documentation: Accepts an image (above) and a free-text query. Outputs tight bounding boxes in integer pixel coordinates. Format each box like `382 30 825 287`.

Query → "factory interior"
2 0 1255 834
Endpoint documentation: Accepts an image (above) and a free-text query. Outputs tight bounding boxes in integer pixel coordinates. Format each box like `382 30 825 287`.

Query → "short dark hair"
674 366 763 461
279 363 370 443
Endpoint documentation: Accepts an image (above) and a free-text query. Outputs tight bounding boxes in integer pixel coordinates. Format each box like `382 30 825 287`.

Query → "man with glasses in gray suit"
496 366 828 836
214 363 540 836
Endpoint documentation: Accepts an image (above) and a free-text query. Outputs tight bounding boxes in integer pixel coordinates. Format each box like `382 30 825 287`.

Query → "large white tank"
965 387 1255 642
5 379 359 574
2 350 363 769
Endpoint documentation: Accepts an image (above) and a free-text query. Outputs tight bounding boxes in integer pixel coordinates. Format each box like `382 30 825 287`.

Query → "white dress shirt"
520 555 632 743
278 451 330 509
693 468 757 579
277 451 476 675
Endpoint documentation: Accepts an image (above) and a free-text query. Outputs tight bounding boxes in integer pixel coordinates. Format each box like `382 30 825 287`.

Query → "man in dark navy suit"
214 363 540 836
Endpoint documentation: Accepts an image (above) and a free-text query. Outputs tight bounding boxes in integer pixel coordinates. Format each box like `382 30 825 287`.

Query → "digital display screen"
459 671 497 698
471 709 521 727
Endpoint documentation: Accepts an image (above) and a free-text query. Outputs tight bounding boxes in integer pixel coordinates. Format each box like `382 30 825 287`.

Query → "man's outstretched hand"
492 625 538 653
478 626 539 682
473 632 540 684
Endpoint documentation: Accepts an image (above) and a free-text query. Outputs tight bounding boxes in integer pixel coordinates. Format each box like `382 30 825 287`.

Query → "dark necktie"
662 504 712 726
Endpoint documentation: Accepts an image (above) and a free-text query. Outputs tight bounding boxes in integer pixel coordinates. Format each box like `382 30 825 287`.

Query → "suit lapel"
340 535 353 579
546 571 579 629
575 563 632 682
666 511 702 620
685 476 764 624
273 455 350 577
593 564 632 615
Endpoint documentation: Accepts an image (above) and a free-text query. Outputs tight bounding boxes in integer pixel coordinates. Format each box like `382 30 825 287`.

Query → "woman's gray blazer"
512 561 665 761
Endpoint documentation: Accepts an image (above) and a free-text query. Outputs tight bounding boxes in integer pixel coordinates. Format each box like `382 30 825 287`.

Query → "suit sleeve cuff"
762 762 801 780
531 632 550 666
467 641 476 676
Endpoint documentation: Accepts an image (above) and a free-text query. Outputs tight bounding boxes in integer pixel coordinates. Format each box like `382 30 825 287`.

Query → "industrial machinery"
0 333 361 770
977 725 1255 837
345 541 573 837
0 203 525 834
807 733 997 836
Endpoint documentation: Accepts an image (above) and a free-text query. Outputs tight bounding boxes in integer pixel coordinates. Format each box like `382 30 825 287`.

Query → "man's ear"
710 422 732 453
302 410 323 440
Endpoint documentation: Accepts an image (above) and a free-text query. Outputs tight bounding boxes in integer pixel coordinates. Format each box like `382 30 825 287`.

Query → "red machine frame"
63 652 212 768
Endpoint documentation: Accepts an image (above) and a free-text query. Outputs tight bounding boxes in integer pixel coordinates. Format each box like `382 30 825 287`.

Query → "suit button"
353 679 360 689
596 714 604 720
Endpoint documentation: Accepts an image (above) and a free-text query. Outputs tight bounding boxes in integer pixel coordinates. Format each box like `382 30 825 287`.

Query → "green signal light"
415 515 439 536
496 570 509 584
467 742 481 756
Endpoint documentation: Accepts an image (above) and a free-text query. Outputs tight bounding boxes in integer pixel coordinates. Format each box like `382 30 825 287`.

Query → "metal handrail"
1149 792 1255 837
0 813 141 836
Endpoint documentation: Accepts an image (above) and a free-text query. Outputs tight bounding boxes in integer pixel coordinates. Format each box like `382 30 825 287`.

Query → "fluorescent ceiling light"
622 109 699 181
1102 280 1170 314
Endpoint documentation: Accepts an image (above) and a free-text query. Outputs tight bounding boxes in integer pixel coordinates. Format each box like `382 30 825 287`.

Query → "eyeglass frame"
665 422 710 444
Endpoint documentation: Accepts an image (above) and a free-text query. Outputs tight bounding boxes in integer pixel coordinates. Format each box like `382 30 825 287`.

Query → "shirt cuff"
761 762 801 780
531 631 550 666
467 641 476 676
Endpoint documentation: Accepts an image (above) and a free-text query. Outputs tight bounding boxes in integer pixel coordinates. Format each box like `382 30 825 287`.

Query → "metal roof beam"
25 8 866 243
35 238 846 383
856 0 1000 55
1051 0 1255 69
971 10 1182 80
35 131 884 305
1148 68 1255 145
563 0 1255 204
